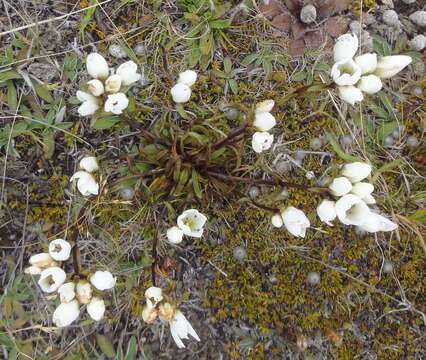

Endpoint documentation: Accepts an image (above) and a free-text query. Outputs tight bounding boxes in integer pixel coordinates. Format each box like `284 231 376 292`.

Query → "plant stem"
70 204 87 276
211 123 248 150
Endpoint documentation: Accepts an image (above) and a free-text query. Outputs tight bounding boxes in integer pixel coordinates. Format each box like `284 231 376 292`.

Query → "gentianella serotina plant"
25 236 116 328
76 53 141 116
316 162 398 233
70 156 99 196
331 33 412 105
170 70 198 103
142 287 200 348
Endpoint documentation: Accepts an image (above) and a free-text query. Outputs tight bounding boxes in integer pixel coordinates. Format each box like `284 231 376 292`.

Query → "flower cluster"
170 70 198 103
70 156 99 196
251 100 276 153
317 162 398 232
167 209 207 244
25 239 116 327
142 287 200 348
331 33 412 105
77 53 141 116
271 206 310 238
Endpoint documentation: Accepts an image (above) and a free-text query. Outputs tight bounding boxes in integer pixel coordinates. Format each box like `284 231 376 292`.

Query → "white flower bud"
86 53 109 80
29 253 56 269
351 182 374 198
316 199 337 226
87 297 105 321
76 91 100 116
329 177 352 196
145 286 163 307
374 55 412 79
255 100 275 114
116 61 142 86
105 74 122 93
251 132 274 153
341 162 372 182
76 281 92 304
171 83 191 103
358 212 398 233
167 226 184 244
90 271 116 291
271 213 284 228
52 300 80 327
354 53 377 74
281 207 310 238
70 171 99 196
253 112 276 132
177 70 197 87
338 85 364 105
58 282 76 303
333 33 359 62
87 79 104 96
79 156 99 173
357 75 382 94
104 93 129 115
38 267 66 293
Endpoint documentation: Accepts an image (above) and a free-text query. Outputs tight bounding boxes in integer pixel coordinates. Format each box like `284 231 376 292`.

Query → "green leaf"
191 169 203 199
92 116 120 129
228 79 238 95
375 120 397 143
124 336 137 360
95 334 115 358
0 70 21 83
79 0 97 36
42 131 55 159
408 209 426 224
7 80 17 110
377 91 394 117
372 35 391 56
223 57 232 74
326 132 360 162
200 32 214 57
32 81 53 103
241 54 258 66
209 19 231 29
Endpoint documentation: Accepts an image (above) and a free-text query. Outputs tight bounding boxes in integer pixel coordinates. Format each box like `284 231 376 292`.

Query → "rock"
249 186 260 199
406 136 419 149
294 150 305 160
361 31 374 52
133 43 145 56
307 272 321 285
380 0 394 7
28 62 58 83
305 171 315 180
225 108 239 121
401 0 416 3
233 246 247 261
349 21 362 36
383 261 394 274
409 34 426 51
363 13 376 26
310 138 322 150
276 161 293 174
340 135 353 148
108 44 127 59
119 187 135 200
384 136 394 147
300 4 317 24
382 10 399 27
409 11 426 27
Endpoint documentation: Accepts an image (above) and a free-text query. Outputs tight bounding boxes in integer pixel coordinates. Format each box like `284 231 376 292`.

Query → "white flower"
178 70 197 87
104 74 122 93
354 53 377 74
86 53 109 80
76 90 99 116
329 177 352 196
335 194 371 226
38 267 66 293
29 253 56 269
338 85 364 105
281 207 310 238
271 213 284 228
169 310 200 349
171 83 191 103
358 212 398 233
145 286 163 307
76 281 92 304
70 171 99 196
316 199 337 226
52 300 80 328
104 93 129 115
357 75 382 94
87 297 105 321
251 132 274 153
48 239 71 261
253 112 276 132
363 194 376 204
331 59 362 86
177 209 207 238
255 100 275 114
341 162 372 182
351 182 374 199
87 79 104 96
374 55 412 79
58 282 75 303
333 33 359 62
167 226 184 244
79 156 99 173
116 61 142 86
90 271 116 291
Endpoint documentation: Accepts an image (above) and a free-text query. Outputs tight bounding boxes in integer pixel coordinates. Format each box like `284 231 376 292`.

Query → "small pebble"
340 135 353 148
279 189 289 199
294 150 306 161
225 108 239 121
310 138 322 150
119 187 135 200
382 10 399 27
233 246 247 261
384 136 394 147
249 186 260 199
109 44 127 59
392 125 405 139
363 13 376 26
276 161 293 174
133 43 145 56
349 21 362 36
300 4 317 24
305 171 315 180
269 275 278 284
406 136 419 149
380 0 394 8
401 0 416 3
413 87 423 96
307 272 321 285
383 261 394 274
409 11 426 27
409 34 426 51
